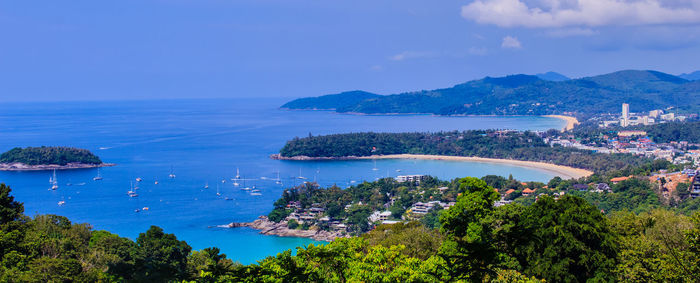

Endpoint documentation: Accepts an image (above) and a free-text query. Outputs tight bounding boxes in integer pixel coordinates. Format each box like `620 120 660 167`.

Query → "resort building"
395 175 427 184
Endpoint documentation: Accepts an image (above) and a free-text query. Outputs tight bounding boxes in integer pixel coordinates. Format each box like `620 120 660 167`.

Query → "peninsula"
275 131 651 174
0 146 112 171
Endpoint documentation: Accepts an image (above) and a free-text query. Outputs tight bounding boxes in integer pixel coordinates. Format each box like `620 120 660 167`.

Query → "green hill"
0 146 102 165
282 70 698 116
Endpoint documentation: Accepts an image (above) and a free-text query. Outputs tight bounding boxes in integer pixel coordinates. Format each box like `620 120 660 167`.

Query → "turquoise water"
0 98 565 264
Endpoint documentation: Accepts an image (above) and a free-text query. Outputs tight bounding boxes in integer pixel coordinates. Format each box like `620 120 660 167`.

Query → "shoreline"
272 154 593 179
0 162 116 171
222 217 342 242
543 115 579 131
281 108 580 131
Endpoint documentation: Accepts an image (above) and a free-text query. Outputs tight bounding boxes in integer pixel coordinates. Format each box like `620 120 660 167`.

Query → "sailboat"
372 159 379 171
275 171 282 185
93 168 103 181
216 183 221 196
235 168 241 179
168 166 176 178
241 178 251 191
204 182 209 189
127 182 138 197
50 170 58 190
297 168 307 180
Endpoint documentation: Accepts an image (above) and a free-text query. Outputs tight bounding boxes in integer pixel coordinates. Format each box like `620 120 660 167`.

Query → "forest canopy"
0 146 102 165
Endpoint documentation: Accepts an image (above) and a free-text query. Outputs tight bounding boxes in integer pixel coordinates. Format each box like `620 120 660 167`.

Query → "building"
620 103 630 127
618 131 647 137
610 176 631 184
368 211 392 222
395 175 427 183
691 174 700 199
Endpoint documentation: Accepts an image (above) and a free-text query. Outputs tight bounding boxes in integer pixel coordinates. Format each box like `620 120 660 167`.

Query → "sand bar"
544 115 579 131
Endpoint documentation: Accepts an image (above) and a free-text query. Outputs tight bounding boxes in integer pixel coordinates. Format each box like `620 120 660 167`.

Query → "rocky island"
225 216 345 242
0 146 113 171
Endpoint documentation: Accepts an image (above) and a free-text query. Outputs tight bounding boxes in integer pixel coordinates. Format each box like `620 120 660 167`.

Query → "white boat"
297 168 307 179
204 182 209 189
275 171 282 184
216 183 221 196
136 177 143 182
235 168 241 179
372 160 379 171
154 180 159 185
50 170 58 190
250 192 262 196
251 189 261 193
127 182 138 197
57 200 65 206
168 166 176 178
93 168 103 181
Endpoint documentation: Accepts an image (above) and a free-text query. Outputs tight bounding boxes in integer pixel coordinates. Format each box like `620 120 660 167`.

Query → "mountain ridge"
282 70 699 116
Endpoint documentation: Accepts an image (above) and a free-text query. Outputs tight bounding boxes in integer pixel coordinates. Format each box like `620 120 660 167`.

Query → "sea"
0 98 565 264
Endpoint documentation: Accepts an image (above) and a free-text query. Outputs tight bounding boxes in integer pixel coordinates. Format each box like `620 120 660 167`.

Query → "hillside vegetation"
279 131 652 173
282 70 700 116
0 146 102 165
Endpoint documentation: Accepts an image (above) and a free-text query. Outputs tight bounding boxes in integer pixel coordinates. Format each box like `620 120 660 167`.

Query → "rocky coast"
0 162 115 171
225 216 345 242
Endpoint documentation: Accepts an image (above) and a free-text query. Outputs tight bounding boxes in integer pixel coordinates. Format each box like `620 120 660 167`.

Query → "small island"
0 146 113 171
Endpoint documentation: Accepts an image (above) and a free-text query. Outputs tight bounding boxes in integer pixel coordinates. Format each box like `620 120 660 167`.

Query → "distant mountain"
536 72 570 81
282 70 699 116
679 71 700 81
281 90 380 110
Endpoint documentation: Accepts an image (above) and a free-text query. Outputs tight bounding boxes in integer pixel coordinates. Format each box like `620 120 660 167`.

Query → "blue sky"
1 0 699 101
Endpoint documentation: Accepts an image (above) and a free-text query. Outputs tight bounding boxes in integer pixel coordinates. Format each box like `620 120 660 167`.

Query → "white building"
620 103 630 127
395 175 427 183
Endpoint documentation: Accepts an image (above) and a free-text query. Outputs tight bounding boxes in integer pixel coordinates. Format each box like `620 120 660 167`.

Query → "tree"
133 226 192 282
510 196 619 282
439 177 500 281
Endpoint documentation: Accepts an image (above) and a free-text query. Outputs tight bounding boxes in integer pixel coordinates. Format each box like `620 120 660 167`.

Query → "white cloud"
468 46 489 55
389 51 435 61
546 27 598 37
461 0 700 28
501 36 522 48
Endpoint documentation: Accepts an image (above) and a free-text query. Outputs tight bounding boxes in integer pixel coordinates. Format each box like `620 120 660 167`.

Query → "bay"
0 98 565 264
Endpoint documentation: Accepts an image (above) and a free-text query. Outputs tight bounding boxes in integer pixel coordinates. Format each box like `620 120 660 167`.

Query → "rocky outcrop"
226 216 346 242
0 162 116 171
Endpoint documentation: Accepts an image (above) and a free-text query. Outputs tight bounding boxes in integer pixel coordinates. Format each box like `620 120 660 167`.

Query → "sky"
1 0 699 101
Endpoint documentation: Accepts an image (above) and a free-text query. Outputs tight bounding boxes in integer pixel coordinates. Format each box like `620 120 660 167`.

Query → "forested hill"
282 70 700 116
0 146 102 165
279 131 652 173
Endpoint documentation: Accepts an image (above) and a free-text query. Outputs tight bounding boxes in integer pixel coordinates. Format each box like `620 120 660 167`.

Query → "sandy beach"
273 153 593 179
362 154 592 179
544 115 579 131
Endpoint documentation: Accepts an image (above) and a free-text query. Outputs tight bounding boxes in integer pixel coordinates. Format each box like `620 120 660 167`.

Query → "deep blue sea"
0 98 565 264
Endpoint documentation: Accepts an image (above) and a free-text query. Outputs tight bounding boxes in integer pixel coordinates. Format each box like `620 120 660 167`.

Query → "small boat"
251 189 261 193
235 168 241 179
142 207 149 211
168 166 176 178
50 170 59 190
251 192 262 196
233 181 240 186
57 200 65 206
396 169 401 172
136 177 143 182
75 182 86 186
134 209 140 213
154 180 159 185
297 169 307 179
221 179 226 184
128 193 139 197
93 168 103 181
204 182 209 189
372 160 379 171
225 197 233 201
216 183 221 196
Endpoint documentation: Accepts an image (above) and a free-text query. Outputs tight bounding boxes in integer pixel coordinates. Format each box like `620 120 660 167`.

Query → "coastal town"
233 103 700 241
